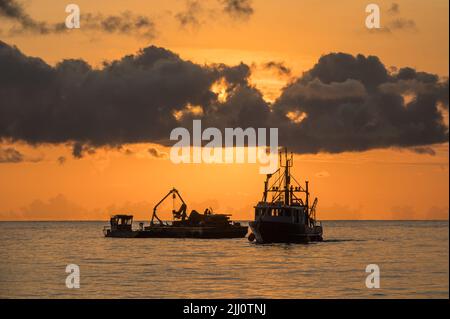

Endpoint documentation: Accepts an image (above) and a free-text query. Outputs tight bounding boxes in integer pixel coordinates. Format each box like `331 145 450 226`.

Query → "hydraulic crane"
150 188 187 226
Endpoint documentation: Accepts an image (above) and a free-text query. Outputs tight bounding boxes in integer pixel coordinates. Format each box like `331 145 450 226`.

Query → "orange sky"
0 0 448 220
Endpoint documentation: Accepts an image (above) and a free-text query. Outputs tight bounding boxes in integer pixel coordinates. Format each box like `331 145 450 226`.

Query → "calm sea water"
0 221 448 299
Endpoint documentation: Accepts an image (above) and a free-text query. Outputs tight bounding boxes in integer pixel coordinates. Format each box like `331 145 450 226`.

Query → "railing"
102 226 111 236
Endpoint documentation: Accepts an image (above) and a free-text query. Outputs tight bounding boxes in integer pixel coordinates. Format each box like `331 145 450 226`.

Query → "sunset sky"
0 0 448 220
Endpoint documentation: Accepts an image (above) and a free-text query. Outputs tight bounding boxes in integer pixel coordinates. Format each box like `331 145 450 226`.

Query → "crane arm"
309 197 318 225
151 188 186 225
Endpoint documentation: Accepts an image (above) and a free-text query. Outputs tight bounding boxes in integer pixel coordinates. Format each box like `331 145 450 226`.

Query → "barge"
104 188 247 239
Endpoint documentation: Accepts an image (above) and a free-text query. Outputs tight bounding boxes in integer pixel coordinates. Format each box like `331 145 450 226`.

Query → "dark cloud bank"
0 40 448 157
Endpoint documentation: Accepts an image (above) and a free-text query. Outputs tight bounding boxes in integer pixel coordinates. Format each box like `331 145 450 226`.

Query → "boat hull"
104 225 248 239
249 220 323 243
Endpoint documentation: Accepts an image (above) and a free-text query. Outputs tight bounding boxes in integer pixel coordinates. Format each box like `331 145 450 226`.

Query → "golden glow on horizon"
0 142 448 221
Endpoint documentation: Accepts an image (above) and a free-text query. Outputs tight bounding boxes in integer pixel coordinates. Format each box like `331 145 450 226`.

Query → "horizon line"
0 219 448 222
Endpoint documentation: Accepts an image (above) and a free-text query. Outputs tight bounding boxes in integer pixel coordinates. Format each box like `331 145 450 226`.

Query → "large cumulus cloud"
0 41 448 157
0 40 259 156
274 53 448 153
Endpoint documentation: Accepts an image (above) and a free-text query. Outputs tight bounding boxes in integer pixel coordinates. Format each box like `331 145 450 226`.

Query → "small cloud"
368 18 418 34
387 3 400 15
148 147 167 158
81 11 157 39
124 149 134 156
262 61 291 77
387 18 417 32
57 156 66 165
175 1 202 29
0 146 23 163
220 0 254 20
72 142 83 158
174 0 254 30
72 142 96 159
367 4 418 34
0 146 41 163
410 146 436 156
315 171 330 178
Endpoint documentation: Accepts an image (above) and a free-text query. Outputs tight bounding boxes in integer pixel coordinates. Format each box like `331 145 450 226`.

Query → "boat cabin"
255 202 311 226
110 214 133 232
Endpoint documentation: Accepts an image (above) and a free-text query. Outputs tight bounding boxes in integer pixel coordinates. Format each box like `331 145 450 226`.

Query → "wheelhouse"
254 202 310 225
110 214 133 231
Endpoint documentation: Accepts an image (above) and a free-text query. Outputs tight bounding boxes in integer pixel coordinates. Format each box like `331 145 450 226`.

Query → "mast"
284 148 290 205
305 181 309 215
263 175 269 202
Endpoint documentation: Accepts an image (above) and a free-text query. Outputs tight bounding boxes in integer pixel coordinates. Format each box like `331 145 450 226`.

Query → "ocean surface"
0 221 448 299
